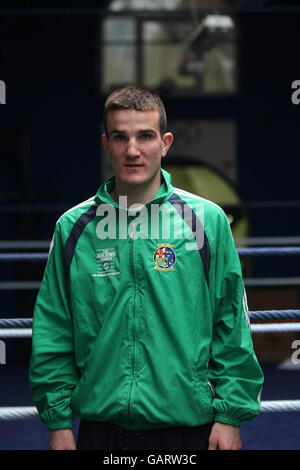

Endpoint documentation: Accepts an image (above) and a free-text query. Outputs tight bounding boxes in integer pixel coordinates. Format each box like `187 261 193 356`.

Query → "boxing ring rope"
1 236 300 250
1 309 300 328
0 246 300 421
1 399 300 421
0 246 300 263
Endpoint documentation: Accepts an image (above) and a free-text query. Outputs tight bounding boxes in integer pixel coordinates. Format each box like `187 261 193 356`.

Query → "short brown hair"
103 85 167 136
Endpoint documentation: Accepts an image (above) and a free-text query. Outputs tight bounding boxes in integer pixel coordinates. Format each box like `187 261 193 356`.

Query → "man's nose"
126 138 140 158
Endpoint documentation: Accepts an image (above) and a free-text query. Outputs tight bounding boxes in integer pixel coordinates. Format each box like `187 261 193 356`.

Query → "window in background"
100 12 237 95
101 17 136 92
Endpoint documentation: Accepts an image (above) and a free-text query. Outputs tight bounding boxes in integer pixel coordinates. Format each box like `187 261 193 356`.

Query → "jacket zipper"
128 222 137 421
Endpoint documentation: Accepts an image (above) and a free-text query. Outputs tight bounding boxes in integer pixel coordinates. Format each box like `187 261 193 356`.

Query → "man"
29 85 264 451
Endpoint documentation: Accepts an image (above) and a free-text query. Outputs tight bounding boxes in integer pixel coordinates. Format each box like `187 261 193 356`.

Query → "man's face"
102 108 173 191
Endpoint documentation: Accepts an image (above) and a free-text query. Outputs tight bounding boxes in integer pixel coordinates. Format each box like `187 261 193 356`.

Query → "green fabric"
29 170 263 431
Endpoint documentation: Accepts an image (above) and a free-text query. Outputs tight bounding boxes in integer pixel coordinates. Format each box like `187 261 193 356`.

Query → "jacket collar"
94 169 174 208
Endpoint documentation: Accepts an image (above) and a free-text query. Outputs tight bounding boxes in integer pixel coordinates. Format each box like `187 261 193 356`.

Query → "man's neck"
111 176 161 209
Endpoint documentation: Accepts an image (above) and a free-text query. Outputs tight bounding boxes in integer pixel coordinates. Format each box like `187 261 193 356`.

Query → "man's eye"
140 133 153 140
113 134 126 141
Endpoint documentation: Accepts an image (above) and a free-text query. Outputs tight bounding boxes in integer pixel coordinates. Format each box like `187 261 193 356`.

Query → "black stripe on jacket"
168 192 211 287
65 204 98 275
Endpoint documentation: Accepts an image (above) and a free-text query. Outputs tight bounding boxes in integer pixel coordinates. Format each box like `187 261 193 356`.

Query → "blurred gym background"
0 0 300 450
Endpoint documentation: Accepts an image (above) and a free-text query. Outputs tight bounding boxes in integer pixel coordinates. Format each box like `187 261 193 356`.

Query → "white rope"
245 277 300 286
2 236 299 250
251 323 300 333
0 328 33 338
260 400 300 412
1 323 300 338
1 236 299 250
3 278 299 289
0 281 41 290
0 407 39 420
0 400 300 421
0 240 51 249
235 236 300 246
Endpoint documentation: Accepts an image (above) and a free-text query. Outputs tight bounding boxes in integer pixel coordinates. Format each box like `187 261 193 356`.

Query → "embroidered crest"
153 243 176 272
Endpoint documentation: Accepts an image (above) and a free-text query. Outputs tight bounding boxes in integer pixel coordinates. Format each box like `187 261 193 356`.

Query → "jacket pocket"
207 380 215 399
192 363 214 405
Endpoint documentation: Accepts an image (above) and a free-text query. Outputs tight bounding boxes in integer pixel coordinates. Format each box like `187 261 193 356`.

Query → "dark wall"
238 13 300 213
0 13 101 215
0 14 102 353
237 12 300 278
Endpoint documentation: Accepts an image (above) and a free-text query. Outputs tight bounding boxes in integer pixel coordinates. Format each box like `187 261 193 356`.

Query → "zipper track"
127 222 137 421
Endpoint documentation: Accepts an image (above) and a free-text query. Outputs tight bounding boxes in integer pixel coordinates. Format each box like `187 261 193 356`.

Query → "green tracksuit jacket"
29 169 263 431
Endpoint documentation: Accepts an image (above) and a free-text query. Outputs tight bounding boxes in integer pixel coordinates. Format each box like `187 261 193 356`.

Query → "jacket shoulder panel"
55 196 97 235
172 187 225 215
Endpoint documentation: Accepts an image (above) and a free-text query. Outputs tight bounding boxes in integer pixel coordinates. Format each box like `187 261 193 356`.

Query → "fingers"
208 435 218 450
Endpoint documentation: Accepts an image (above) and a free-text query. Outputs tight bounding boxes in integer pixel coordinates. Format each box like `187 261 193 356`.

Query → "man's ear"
102 133 109 154
162 132 173 158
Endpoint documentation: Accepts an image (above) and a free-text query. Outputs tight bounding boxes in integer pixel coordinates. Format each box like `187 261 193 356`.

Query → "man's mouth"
125 163 144 167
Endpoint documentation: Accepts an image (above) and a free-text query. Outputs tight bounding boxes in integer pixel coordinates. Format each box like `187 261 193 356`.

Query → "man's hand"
49 429 76 450
208 422 242 450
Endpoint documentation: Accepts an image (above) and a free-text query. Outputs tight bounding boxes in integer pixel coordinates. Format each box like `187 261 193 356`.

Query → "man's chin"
117 168 161 190
121 173 149 186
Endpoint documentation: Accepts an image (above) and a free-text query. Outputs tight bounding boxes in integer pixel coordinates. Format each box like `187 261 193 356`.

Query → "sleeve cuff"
48 420 74 431
214 413 242 427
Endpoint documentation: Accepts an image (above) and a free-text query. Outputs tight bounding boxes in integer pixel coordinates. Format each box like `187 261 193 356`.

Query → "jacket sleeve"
29 221 81 431
208 211 264 427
